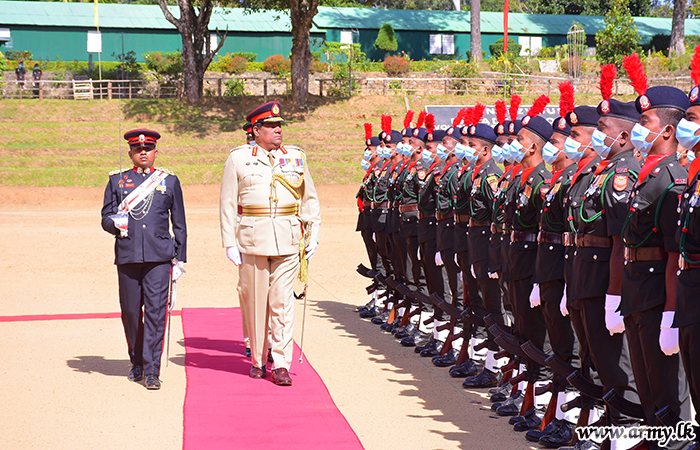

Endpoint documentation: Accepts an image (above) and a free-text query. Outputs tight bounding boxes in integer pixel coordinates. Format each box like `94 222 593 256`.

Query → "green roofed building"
1 1 699 63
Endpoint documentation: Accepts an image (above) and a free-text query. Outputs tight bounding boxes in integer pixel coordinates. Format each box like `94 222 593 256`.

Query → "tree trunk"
289 0 319 107
181 31 205 103
470 0 482 62
670 0 686 57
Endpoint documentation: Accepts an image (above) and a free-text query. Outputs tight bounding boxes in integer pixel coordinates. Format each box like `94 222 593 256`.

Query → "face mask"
510 139 526 164
688 151 697 163
381 147 391 159
422 149 434 163
363 149 372 161
676 118 700 150
591 129 621 159
501 143 513 163
360 159 370 170
454 143 469 160
464 145 479 164
492 145 505 164
630 123 663 156
436 144 450 161
564 137 586 163
542 142 562 165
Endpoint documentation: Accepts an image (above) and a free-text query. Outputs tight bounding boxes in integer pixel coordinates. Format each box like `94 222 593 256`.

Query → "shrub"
247 62 264 72
224 78 248 96
311 51 322 61
262 55 291 75
382 55 410 76
374 23 398 55
0 52 8 72
410 59 450 72
5 50 32 61
448 60 480 78
595 0 641 70
489 38 521 59
310 60 329 73
144 51 182 78
213 54 248 74
230 51 257 62
326 63 358 97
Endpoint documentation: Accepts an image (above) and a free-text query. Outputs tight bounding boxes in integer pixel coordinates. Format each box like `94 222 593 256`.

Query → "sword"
298 223 312 364
166 274 176 367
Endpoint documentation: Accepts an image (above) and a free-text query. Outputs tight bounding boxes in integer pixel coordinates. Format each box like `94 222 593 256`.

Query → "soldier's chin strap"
298 223 312 363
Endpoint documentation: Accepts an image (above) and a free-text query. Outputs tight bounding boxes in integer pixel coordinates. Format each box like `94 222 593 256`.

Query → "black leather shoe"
449 359 479 378
245 348 251 357
128 364 143 382
526 418 561 442
357 298 375 313
359 306 382 319
145 374 161 390
380 316 400 330
462 369 499 388
415 338 438 353
250 365 267 379
372 310 390 325
395 323 416 339
496 390 524 416
513 407 544 431
558 440 600 450
432 349 458 367
509 406 535 425
401 330 424 347
489 384 511 402
539 420 575 448
420 340 444 357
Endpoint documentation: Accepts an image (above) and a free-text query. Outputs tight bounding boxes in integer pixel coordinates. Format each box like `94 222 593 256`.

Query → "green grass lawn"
0 92 631 187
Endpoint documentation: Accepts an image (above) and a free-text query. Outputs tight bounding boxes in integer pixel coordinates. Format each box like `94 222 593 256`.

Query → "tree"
242 0 320 107
595 0 641 70
669 0 686 56
156 0 227 103
374 23 398 57
470 0 482 62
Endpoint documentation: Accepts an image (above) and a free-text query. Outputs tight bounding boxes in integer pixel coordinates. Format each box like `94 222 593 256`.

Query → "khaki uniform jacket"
220 143 321 256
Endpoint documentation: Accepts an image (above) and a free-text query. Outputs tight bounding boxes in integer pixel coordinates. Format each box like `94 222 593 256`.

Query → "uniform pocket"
238 217 256 247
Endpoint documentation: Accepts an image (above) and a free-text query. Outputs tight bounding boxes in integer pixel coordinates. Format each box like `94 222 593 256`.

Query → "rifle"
655 405 682 427
602 389 646 420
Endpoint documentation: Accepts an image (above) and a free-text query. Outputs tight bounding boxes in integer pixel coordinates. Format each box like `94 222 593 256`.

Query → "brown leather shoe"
272 368 292 386
250 365 266 379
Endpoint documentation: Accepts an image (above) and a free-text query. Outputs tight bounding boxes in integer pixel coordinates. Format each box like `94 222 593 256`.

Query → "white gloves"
604 294 625 336
529 284 541 308
659 311 680 356
560 290 569 317
435 252 444 266
488 271 499 279
417 247 421 261
470 265 476 278
172 261 185 281
372 232 376 242
306 239 319 260
454 254 459 265
226 246 242 266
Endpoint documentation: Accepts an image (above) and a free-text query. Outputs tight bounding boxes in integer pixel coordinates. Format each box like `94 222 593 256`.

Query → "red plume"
381 114 392 135
528 95 550 118
415 110 427 128
364 123 373 141
558 81 575 117
463 107 474 129
598 65 616 101
622 53 647 96
425 114 435 134
472 102 486 126
495 100 507 125
691 44 700 86
509 95 522 121
452 108 465 127
403 110 415 129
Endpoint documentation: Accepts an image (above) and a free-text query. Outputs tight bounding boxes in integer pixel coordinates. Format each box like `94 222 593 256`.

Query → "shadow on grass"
312 299 530 450
121 95 345 137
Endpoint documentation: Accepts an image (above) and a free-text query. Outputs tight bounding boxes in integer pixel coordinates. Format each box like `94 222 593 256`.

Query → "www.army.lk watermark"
576 422 696 448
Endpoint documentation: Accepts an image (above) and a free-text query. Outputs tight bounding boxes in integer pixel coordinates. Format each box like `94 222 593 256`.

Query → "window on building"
518 36 543 56
0 28 11 49
430 34 455 55
340 30 353 45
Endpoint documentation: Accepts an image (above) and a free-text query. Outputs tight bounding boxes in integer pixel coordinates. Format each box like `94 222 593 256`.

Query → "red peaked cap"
124 129 161 148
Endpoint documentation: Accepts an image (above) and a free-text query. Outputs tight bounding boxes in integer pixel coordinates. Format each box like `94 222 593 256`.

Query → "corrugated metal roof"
1 1 699 38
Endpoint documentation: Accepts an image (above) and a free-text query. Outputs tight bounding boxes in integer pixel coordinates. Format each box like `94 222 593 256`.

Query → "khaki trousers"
239 252 298 370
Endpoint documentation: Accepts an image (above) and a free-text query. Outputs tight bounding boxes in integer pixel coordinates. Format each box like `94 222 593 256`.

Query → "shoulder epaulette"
109 167 131 176
231 144 252 153
282 144 305 153
156 167 174 175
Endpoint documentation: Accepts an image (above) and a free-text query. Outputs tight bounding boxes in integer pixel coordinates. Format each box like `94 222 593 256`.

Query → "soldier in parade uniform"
220 101 321 386
620 55 690 436
101 129 187 390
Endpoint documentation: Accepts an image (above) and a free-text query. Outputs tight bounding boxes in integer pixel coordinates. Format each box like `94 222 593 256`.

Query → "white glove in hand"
659 311 680 356
454 254 459 265
560 290 569 317
529 284 541 308
604 294 625 335
305 239 319 260
470 265 476 278
172 261 185 281
488 271 499 279
226 246 242 266
372 232 376 243
435 252 444 266
417 247 421 261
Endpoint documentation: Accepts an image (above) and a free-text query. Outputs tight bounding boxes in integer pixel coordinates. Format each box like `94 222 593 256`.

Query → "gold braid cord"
299 222 312 283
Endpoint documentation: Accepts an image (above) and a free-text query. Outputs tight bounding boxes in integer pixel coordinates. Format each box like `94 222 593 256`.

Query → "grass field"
0 91 627 187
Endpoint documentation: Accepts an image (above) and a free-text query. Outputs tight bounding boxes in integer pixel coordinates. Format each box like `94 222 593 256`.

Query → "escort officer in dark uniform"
101 129 187 390
621 69 690 434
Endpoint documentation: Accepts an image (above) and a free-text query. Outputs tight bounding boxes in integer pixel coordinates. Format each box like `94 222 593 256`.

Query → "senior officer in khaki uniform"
220 102 321 386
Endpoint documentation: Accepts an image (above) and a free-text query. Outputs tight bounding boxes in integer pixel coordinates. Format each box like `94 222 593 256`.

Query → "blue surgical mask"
492 145 505 164
688 151 697 163
502 143 513 163
403 143 415 157
631 123 663 156
464 145 478 164
422 149 434 163
454 143 469 160
510 139 526 163
436 144 450 161
591 129 621 159
564 137 586 163
542 142 562 165
363 149 372 161
361 159 370 170
676 118 700 150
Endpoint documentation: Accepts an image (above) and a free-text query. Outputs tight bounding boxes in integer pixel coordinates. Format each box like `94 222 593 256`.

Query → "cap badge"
413 128 419 137
461 127 469 135
498 124 504 134
386 134 392 142
522 116 531 126
570 112 578 125
639 95 651 111
447 127 454 135
139 134 145 143
558 118 566 130
601 100 610 114
427 133 433 141
366 138 371 146
691 87 699 103
401 129 406 136
509 123 515 134
272 103 280 115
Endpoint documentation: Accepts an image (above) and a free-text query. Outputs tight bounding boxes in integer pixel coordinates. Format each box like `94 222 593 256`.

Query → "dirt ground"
0 184 534 450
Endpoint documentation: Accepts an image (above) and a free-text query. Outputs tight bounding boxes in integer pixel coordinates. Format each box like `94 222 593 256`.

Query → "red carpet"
182 307 364 450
